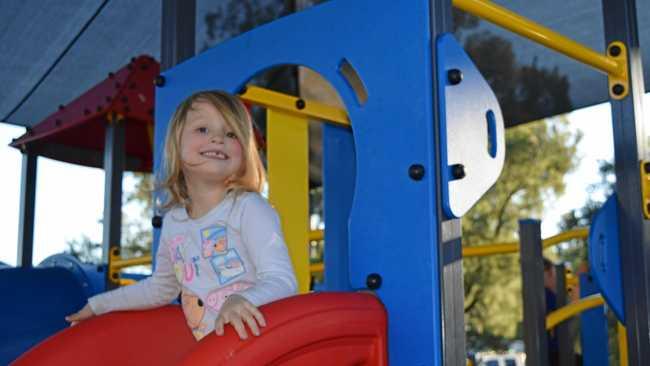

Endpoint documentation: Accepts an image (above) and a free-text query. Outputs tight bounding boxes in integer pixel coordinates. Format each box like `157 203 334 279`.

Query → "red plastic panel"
181 292 387 366
13 293 386 366
12 306 195 366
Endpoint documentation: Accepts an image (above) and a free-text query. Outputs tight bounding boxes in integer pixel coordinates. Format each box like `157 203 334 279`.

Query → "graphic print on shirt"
200 225 247 285
201 226 228 257
166 235 187 283
181 290 208 340
205 281 254 314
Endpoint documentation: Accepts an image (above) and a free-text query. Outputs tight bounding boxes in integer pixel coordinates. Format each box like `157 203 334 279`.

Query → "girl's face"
179 100 244 185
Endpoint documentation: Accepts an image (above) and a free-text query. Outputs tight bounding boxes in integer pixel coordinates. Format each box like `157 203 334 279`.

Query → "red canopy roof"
10 55 159 172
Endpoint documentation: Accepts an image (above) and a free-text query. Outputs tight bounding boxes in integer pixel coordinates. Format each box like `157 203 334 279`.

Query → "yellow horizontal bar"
463 228 588 258
119 278 136 286
546 294 604 330
453 0 624 78
543 228 589 249
310 263 324 273
111 255 152 271
309 229 324 241
462 242 518 257
240 86 350 127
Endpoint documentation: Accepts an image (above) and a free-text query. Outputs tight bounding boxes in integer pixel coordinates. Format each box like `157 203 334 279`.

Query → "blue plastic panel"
579 273 609 366
154 1 444 364
322 123 355 292
588 193 624 322
437 34 505 218
0 267 86 365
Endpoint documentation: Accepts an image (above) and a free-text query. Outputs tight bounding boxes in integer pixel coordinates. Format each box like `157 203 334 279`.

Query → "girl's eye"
196 127 208 134
225 131 237 139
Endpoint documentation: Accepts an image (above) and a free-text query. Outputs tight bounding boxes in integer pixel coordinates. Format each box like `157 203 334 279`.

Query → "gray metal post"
555 263 573 366
161 0 196 71
519 219 549 366
152 0 196 268
102 118 125 289
17 152 37 267
601 1 650 363
431 0 466 363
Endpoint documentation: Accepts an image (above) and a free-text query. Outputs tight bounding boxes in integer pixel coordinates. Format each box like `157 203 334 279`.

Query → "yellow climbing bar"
452 0 625 78
110 255 152 270
309 229 324 241
462 227 588 257
267 108 310 294
240 86 350 127
618 322 628 366
546 294 605 330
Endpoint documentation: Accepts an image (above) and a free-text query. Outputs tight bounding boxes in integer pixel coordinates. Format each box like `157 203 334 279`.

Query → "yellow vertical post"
266 108 310 294
618 322 628 366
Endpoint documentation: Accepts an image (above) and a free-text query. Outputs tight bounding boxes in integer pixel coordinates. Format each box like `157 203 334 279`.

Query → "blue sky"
0 96 647 266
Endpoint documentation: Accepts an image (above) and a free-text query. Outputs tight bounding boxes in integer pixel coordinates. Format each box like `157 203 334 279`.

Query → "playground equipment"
3 0 648 365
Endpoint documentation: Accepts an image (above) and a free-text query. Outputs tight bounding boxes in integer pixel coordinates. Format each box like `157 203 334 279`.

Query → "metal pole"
17 152 37 267
431 0 465 363
601 0 650 363
102 118 125 289
555 263 573 366
153 0 196 266
519 219 549 366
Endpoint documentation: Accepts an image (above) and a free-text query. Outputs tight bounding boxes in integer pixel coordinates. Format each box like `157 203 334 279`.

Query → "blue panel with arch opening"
154 1 446 364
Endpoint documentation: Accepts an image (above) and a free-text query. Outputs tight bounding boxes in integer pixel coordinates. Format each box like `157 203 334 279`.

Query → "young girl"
66 90 297 341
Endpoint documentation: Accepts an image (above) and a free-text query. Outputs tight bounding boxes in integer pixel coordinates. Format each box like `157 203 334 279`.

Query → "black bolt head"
111 273 119 280
152 215 163 228
451 164 466 179
296 99 306 110
612 84 625 96
609 45 621 57
154 75 166 87
409 164 425 181
447 69 463 85
366 273 382 290
644 162 650 174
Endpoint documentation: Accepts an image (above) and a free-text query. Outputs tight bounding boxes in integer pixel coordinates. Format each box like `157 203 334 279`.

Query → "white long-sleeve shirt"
88 191 297 340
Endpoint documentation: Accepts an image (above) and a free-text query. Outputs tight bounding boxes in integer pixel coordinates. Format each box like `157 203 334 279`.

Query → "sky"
0 95 647 266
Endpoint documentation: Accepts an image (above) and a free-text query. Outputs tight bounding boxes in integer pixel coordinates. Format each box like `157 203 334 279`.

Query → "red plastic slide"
12 292 387 365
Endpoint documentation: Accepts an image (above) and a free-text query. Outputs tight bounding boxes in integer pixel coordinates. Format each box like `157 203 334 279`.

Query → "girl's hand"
65 303 95 326
214 294 266 340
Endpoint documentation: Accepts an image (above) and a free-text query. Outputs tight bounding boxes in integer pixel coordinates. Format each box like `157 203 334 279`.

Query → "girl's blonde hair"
158 90 266 210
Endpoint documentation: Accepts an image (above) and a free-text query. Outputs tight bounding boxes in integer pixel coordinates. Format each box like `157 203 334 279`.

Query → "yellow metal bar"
309 229 324 241
542 228 589 249
240 86 350 127
452 0 625 78
462 228 588 258
618 322 628 366
310 263 324 273
119 278 136 286
110 255 152 271
267 108 310 294
462 242 519 257
546 294 604 330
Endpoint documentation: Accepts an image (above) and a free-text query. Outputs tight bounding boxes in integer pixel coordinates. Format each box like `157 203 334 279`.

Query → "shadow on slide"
13 292 387 366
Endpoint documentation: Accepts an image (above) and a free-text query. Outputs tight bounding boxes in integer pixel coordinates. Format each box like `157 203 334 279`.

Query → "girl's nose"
211 133 224 143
